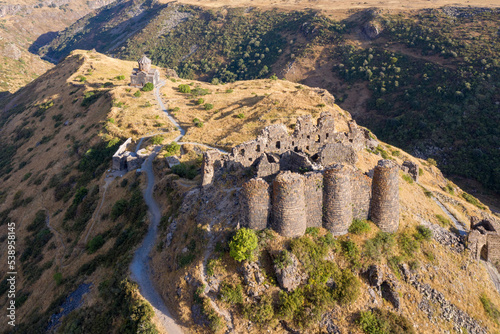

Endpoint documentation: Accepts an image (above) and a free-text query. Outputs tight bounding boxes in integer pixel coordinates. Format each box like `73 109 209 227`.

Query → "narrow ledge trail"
129 80 229 333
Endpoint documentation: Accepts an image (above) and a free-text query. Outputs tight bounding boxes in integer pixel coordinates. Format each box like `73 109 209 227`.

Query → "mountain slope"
34 2 500 200
0 50 499 334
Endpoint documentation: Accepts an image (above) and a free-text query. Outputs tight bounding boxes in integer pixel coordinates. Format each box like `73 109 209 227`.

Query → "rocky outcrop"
402 160 419 182
241 261 266 297
274 252 305 292
366 265 401 310
402 264 487 334
362 21 382 39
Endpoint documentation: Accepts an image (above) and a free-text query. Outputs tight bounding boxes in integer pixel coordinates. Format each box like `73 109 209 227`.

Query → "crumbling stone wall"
201 111 378 185
303 172 323 228
323 164 352 236
272 171 307 238
201 151 222 186
468 217 500 264
241 178 270 230
204 112 402 238
370 160 400 233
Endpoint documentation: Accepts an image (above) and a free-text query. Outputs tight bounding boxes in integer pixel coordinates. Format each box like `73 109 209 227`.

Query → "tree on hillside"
229 228 258 262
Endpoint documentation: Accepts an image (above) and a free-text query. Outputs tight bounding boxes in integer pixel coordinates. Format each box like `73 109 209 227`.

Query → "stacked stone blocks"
323 164 352 235
370 160 400 233
241 159 399 237
272 172 307 238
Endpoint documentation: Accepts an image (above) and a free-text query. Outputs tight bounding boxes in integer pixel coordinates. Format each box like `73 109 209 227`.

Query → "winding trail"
129 80 229 333
433 197 467 236
130 147 184 334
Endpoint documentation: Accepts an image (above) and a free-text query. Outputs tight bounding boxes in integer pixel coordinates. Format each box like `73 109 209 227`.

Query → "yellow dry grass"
160 77 350 150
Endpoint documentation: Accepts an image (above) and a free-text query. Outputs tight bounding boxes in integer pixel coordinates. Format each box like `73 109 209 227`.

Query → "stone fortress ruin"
202 111 402 237
112 138 147 172
468 217 500 264
130 55 160 88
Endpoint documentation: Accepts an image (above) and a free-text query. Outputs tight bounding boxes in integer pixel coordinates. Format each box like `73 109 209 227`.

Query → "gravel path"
433 197 467 236
130 147 184 334
128 80 230 334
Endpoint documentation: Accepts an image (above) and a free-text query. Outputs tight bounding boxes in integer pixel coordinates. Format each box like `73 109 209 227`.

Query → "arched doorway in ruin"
480 244 488 261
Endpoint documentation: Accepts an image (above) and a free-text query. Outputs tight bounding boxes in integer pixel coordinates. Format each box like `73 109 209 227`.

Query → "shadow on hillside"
28 31 58 59
29 0 167 64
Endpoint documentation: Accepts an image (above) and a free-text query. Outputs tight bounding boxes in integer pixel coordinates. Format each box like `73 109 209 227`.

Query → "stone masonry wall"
370 160 400 233
303 171 324 228
241 178 270 230
201 111 378 185
351 171 372 220
272 171 307 237
323 164 352 236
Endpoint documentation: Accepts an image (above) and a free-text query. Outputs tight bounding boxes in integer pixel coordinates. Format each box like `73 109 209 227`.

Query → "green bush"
193 118 204 128
357 308 415 334
278 288 305 320
341 240 360 267
243 295 274 325
305 227 319 236
171 163 198 179
219 282 243 304
229 228 258 262
237 113 245 119
141 82 154 91
204 103 214 110
115 75 126 80
415 225 432 241
461 192 486 210
480 293 500 322
196 98 205 105
151 135 164 145
87 235 105 254
364 232 395 261
398 232 419 257
333 269 361 305
349 219 371 235
444 182 455 195
274 250 293 269
133 90 141 97
178 84 191 93
402 174 413 184
427 158 437 166
111 199 128 220
53 272 63 285
164 142 181 157
81 91 102 108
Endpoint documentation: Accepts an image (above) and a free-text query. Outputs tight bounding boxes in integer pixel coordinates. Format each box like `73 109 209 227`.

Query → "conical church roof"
138 55 151 65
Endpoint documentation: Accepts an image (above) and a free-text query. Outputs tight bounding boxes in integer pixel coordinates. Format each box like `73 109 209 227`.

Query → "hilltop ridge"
0 50 499 334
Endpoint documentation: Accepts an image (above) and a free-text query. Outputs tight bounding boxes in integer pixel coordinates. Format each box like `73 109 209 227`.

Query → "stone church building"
130 55 159 88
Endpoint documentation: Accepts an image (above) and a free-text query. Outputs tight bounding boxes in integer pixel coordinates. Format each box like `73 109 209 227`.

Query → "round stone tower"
272 171 307 237
370 159 400 233
241 178 270 230
138 55 152 72
323 164 352 235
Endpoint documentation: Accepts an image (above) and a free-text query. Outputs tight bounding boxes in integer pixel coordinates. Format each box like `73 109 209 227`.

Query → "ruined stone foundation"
370 160 400 233
272 171 307 238
241 178 270 230
323 164 352 236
